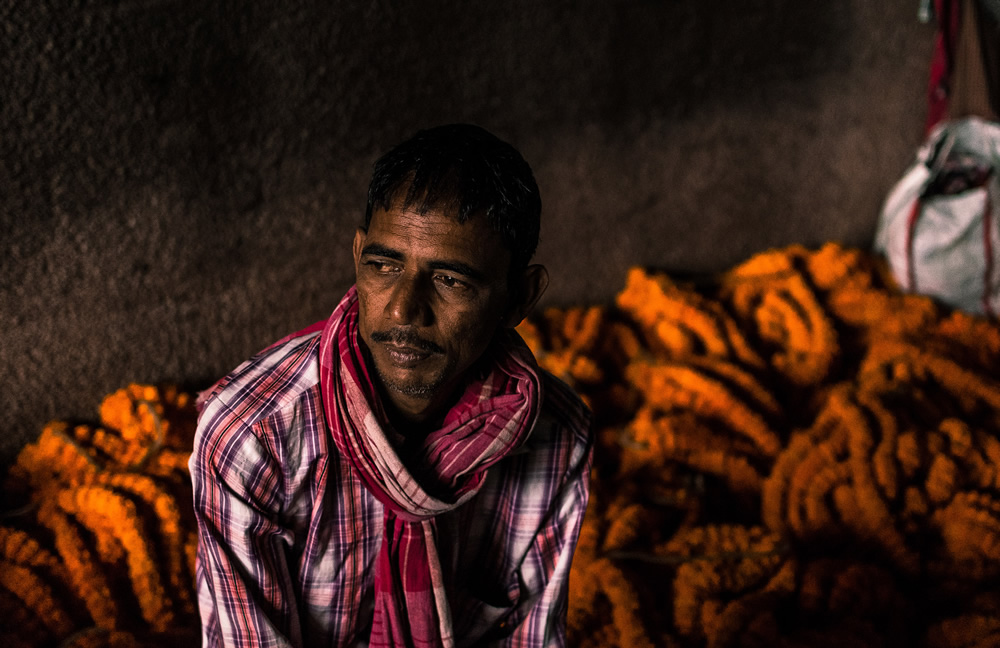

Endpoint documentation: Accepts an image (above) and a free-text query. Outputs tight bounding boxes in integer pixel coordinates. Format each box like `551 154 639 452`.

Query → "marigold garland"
0 561 76 638
760 377 1000 576
616 268 763 367
34 500 120 628
932 310 1000 371
6 423 100 497
516 306 647 425
96 472 195 614
0 587 54 648
1 384 198 647
802 242 879 292
661 524 787 642
59 486 175 631
720 247 840 387
932 492 1000 580
623 408 765 494
627 360 782 458
0 527 66 575
860 339 1000 419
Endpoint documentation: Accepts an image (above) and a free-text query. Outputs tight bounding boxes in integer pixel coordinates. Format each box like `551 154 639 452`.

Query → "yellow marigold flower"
666 525 786 642
99 384 166 447
627 360 782 458
623 407 764 494
721 248 840 387
36 500 119 628
926 614 1000 648
617 267 763 367
0 561 76 638
60 486 175 632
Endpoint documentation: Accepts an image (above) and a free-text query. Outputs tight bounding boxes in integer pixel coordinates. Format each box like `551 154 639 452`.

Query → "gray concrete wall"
1 0 934 464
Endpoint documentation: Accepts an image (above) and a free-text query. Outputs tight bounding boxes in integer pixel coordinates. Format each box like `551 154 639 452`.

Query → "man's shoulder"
537 369 592 431
196 329 324 442
190 329 328 509
527 369 594 461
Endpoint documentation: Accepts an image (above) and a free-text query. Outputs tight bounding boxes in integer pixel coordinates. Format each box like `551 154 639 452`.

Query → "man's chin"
375 367 442 399
383 379 437 398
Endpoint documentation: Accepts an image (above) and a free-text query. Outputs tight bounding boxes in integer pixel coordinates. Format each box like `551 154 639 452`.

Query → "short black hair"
364 124 541 273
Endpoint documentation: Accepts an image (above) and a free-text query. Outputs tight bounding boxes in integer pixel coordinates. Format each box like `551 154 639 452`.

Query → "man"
190 124 594 648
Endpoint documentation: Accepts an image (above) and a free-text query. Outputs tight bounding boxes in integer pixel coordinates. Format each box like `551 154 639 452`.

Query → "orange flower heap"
805 242 942 347
568 479 693 648
616 267 763 368
0 384 199 648
719 245 839 387
763 338 1000 581
0 528 76 644
626 358 783 461
762 385 924 573
659 524 788 646
562 244 1000 646
517 305 645 458
519 306 608 386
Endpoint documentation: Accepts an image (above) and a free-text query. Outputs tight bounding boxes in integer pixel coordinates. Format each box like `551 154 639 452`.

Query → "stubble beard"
368 327 451 398
376 367 443 397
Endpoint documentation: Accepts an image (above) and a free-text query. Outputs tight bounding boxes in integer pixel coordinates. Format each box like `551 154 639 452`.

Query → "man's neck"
379 383 457 438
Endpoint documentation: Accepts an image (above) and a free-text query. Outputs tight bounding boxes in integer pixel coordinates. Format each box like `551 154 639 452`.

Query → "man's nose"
387 273 432 326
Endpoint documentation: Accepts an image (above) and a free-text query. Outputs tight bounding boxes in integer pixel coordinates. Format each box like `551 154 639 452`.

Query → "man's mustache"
370 328 445 354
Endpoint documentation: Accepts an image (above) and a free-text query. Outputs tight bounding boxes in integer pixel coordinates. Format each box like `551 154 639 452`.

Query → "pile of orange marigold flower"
3 243 1000 647
1 385 200 648
520 243 1000 648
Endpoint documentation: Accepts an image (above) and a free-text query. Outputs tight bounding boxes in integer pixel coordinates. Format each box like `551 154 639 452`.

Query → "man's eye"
435 274 466 289
365 260 397 273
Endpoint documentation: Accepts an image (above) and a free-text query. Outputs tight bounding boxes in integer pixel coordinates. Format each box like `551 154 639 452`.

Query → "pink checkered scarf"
317 287 542 647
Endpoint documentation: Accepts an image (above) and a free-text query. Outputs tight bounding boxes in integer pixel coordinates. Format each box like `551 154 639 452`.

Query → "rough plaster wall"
1 0 933 465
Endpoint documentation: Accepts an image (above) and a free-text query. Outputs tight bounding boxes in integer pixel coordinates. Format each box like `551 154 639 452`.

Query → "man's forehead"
368 201 489 240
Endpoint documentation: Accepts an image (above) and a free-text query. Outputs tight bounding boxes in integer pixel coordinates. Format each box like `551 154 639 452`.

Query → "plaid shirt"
190 325 593 648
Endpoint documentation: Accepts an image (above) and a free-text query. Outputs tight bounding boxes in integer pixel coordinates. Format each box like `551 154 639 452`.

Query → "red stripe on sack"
905 199 923 292
983 186 995 316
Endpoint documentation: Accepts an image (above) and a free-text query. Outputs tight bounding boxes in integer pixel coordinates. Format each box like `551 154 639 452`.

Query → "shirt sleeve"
503 414 595 648
190 408 303 648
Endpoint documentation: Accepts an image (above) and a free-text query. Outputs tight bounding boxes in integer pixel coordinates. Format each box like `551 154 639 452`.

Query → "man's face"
353 199 514 423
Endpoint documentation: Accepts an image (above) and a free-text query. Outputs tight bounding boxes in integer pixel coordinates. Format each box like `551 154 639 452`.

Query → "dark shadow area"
1 0 932 464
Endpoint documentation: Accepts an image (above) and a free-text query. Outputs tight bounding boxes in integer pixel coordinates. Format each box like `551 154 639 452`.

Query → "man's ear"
503 264 549 328
352 227 367 275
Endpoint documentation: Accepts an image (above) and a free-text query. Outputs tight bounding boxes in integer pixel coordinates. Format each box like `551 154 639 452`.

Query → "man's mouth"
371 329 445 357
382 343 433 366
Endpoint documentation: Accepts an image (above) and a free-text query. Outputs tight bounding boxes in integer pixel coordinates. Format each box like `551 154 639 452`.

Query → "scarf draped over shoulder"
317 287 542 648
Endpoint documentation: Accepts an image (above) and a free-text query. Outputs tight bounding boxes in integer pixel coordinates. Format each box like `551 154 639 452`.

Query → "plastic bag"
874 116 1000 316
